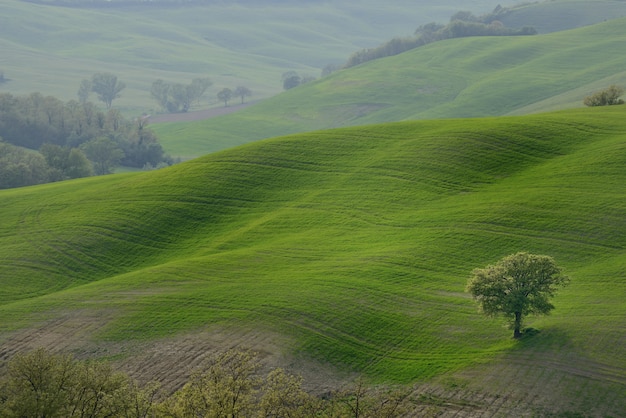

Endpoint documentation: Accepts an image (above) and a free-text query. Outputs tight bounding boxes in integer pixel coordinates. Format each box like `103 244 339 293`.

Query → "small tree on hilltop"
466 252 569 338
584 85 625 107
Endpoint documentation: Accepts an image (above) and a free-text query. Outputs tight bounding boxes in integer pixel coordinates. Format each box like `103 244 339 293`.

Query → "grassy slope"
153 16 626 159
0 106 624 413
0 0 511 114
499 0 626 34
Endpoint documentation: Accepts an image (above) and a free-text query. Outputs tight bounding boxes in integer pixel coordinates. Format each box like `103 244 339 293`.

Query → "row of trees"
344 8 536 68
0 92 171 188
0 348 413 418
150 78 212 113
216 86 253 107
151 79 253 112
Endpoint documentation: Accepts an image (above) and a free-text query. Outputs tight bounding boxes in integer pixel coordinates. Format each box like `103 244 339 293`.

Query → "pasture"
0 0 516 114
1 106 625 415
152 16 626 159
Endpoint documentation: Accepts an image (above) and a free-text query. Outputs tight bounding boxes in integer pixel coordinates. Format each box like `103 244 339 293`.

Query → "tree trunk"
513 311 522 338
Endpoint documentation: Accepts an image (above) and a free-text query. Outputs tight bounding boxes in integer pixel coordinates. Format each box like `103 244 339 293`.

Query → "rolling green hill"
0 0 513 114
153 16 626 159
498 0 626 34
1 106 625 415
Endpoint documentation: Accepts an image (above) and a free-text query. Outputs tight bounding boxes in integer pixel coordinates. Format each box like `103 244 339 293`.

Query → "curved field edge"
0 107 624 412
152 16 626 159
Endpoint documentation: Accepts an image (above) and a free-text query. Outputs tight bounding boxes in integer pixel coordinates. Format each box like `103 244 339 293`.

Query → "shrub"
583 85 625 107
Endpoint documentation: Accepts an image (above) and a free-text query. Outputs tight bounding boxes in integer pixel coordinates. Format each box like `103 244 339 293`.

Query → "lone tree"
217 88 233 107
281 71 301 90
466 252 569 338
90 73 126 109
233 86 252 104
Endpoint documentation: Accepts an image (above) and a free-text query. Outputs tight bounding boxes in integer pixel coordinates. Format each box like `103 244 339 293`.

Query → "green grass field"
2 0 622 120
1 106 624 414
0 0 514 115
498 0 626 34
152 16 626 159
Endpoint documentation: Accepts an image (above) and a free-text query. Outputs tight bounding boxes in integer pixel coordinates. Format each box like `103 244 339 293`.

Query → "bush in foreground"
0 348 412 417
583 85 625 107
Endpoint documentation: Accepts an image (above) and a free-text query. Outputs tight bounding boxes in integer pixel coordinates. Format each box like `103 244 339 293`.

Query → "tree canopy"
0 348 412 417
583 85 625 107
150 78 212 113
217 87 233 107
233 86 252 104
0 92 171 188
466 252 570 338
90 73 126 109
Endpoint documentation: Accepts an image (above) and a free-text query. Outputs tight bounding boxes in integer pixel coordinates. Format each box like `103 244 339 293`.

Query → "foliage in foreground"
0 348 412 418
0 348 158 418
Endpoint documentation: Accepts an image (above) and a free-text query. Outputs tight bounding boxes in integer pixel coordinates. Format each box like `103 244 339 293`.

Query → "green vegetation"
583 84 625 107
151 78 213 113
497 0 626 34
0 0 508 113
344 10 537 69
0 92 170 188
0 106 625 415
0 348 158 417
467 252 570 338
152 17 626 159
87 72 126 109
0 347 412 417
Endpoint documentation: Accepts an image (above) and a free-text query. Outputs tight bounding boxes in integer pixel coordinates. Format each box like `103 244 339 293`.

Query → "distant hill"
497 0 626 33
1 106 625 415
339 0 626 70
151 16 626 159
0 0 514 113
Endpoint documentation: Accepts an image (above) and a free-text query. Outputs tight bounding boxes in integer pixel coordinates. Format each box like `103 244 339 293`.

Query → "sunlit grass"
153 17 626 158
1 106 625 385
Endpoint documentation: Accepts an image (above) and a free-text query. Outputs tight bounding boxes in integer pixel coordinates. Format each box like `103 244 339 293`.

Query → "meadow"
0 0 515 115
2 0 623 121
152 16 626 159
1 106 625 415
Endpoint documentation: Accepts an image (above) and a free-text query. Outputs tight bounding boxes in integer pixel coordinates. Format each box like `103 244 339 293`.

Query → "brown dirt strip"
148 102 255 124
2 312 624 416
0 310 348 396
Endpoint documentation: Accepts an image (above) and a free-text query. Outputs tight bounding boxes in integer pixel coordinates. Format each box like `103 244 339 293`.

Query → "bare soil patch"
2 313 624 416
113 326 352 395
0 309 119 362
0 311 349 396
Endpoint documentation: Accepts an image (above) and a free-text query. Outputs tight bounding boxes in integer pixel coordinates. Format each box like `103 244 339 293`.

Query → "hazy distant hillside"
153 16 626 159
498 0 626 33
0 0 516 113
